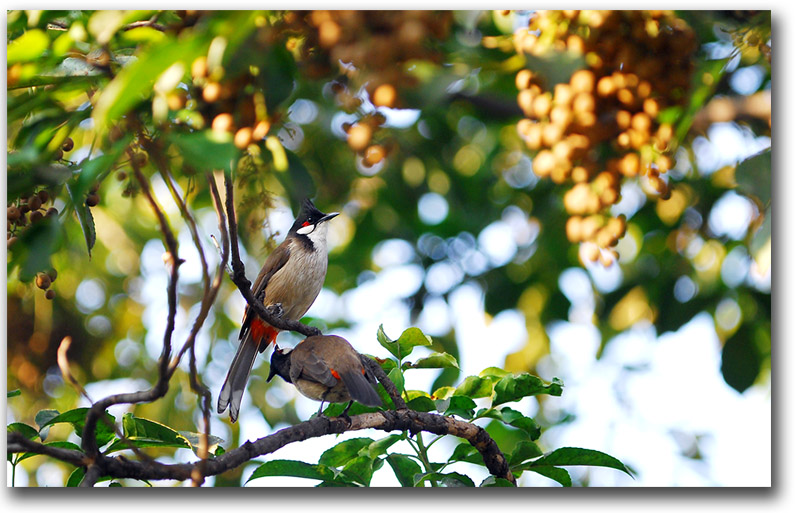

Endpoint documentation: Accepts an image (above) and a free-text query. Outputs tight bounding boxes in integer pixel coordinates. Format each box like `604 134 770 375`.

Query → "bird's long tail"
339 370 383 408
217 323 278 422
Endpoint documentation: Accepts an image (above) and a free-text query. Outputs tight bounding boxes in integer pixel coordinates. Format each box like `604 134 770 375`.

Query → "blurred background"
7 9 771 486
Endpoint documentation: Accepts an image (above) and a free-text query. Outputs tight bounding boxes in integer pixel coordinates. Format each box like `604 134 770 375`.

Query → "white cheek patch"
296 224 315 235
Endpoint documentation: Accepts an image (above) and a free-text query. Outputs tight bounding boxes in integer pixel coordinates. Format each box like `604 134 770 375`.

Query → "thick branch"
10 410 515 485
222 171 321 338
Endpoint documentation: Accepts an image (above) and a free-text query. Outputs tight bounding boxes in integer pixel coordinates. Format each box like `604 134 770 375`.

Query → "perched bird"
217 198 339 422
267 335 383 416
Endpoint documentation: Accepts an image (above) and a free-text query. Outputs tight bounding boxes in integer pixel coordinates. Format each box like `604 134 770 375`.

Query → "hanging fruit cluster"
512 10 696 266
279 10 453 167
179 55 272 150
7 137 71 247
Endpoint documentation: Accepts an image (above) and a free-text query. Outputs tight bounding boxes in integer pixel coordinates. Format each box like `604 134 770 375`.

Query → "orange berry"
252 120 270 141
532 150 555 177
36 272 51 290
364 144 386 166
346 122 372 152
234 127 253 149
619 153 640 177
212 113 234 133
515 69 536 91
570 69 595 94
202 82 221 103
372 84 397 108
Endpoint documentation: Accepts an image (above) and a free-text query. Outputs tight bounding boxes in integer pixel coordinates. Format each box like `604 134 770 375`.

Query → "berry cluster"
280 10 453 166
8 189 60 247
8 187 60 299
513 10 695 265
35 270 58 300
184 56 272 150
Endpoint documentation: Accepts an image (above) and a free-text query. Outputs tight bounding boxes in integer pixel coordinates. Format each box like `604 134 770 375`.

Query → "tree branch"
9 409 515 485
79 149 181 460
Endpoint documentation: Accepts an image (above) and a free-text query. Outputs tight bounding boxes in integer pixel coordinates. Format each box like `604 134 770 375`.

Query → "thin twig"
79 148 181 461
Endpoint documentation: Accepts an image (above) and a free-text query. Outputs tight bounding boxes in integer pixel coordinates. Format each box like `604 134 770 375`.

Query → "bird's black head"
267 347 293 384
288 198 339 237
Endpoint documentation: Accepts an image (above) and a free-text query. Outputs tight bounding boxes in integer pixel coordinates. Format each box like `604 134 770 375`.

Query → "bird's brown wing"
290 343 339 388
238 243 291 340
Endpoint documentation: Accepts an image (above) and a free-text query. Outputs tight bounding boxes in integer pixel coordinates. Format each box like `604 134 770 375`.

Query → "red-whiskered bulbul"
267 335 383 416
217 198 339 422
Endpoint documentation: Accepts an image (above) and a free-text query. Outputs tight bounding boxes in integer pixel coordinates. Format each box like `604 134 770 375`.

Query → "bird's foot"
266 303 284 318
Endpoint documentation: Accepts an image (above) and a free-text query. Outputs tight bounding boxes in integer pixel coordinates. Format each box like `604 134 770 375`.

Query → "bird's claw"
266 303 284 318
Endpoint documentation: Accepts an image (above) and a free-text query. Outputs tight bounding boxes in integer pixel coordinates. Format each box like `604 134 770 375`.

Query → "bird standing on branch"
218 198 338 422
268 335 383 416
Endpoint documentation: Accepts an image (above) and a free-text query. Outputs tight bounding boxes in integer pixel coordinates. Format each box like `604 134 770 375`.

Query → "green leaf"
178 431 226 457
397 327 433 357
527 447 633 478
432 385 455 400
18 441 83 464
39 407 117 448
735 149 771 207
720 325 762 393
66 467 86 487
92 39 203 130
68 191 96 257
8 29 50 64
454 375 495 399
7 389 21 398
168 130 240 173
247 459 336 484
386 453 422 487
274 150 318 208
674 57 728 145
377 324 401 360
8 422 39 441
35 409 61 441
8 216 63 281
406 395 436 413
319 438 374 468
434 395 476 419
407 352 459 370
479 367 511 379
256 43 297 111
509 440 543 466
341 455 375 486
529 466 572 487
480 476 516 487
388 367 405 395
106 414 193 452
492 374 563 407
415 471 475 487
377 325 433 362
748 207 771 276
448 443 484 465
364 434 403 459
477 407 542 440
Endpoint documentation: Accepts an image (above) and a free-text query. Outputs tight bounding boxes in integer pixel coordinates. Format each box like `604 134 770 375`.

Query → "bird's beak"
319 212 339 223
266 365 277 382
